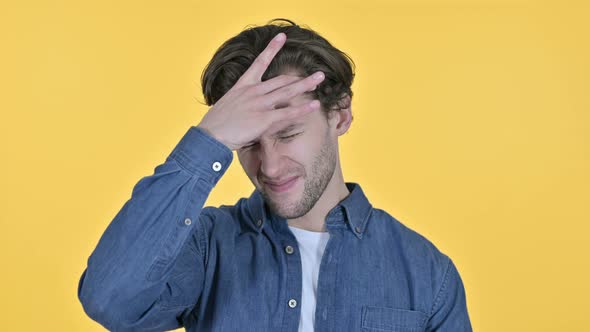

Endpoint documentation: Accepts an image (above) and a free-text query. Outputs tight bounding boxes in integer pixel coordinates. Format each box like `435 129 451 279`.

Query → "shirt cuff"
167 126 234 186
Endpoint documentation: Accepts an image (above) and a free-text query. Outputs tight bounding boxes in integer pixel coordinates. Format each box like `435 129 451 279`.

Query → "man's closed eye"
241 133 302 150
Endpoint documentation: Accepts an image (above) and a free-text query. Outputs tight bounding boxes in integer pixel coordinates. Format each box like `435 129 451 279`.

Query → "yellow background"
1 0 588 331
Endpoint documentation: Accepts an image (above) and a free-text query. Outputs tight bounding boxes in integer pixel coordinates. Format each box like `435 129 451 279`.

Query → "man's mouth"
265 176 300 193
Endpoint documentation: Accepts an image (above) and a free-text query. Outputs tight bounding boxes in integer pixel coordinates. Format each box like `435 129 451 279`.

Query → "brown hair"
200 18 356 118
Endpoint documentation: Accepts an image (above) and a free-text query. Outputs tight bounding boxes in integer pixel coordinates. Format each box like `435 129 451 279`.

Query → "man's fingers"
235 33 286 87
256 74 303 95
270 99 321 123
264 71 324 109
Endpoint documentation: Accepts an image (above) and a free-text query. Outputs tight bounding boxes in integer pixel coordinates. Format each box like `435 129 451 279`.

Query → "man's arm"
426 257 474 331
77 31 325 331
77 126 233 331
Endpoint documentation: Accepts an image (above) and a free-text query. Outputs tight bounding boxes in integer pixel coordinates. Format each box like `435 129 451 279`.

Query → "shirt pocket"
361 306 428 332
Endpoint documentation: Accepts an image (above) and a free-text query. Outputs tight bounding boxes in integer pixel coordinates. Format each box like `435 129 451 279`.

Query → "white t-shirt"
287 225 331 332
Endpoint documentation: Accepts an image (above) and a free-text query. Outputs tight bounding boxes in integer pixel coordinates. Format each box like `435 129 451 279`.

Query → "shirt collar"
245 182 372 239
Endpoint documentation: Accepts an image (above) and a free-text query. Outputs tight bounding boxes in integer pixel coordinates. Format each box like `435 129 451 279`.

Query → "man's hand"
197 32 325 151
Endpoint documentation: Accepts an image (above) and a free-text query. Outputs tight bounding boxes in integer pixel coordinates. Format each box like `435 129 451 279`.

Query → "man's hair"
200 18 356 119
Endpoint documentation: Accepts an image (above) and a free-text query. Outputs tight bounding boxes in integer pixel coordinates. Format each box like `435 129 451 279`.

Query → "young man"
78 18 473 332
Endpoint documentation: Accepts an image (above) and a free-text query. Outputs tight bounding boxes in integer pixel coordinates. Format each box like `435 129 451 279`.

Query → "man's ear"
328 93 353 136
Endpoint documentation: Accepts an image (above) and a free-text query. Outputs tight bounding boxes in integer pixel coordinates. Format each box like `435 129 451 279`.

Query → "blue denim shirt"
78 126 473 332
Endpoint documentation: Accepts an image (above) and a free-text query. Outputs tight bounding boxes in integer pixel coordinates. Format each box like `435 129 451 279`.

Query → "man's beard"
261 136 337 220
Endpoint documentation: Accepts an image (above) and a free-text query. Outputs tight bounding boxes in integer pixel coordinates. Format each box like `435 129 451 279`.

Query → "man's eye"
241 133 301 151
280 133 301 140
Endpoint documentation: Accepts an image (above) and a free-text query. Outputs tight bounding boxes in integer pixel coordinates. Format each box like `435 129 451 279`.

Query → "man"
78 18 473 332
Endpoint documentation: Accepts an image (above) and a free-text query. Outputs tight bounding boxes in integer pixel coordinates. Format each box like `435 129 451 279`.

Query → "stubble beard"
262 135 337 220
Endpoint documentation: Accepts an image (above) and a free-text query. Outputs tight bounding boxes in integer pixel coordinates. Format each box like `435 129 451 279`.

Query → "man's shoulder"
198 197 251 227
200 202 239 219
369 207 451 269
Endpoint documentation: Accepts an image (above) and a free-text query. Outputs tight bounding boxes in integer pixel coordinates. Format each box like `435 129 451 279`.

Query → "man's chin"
265 196 298 218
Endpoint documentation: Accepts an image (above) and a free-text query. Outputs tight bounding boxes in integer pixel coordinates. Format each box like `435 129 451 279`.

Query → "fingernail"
313 72 324 80
275 33 285 42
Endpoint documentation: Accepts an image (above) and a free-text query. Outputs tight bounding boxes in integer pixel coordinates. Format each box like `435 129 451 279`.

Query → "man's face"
237 84 338 220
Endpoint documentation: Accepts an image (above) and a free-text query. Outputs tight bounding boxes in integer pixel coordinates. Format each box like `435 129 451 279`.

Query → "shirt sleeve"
426 257 474 332
77 126 233 331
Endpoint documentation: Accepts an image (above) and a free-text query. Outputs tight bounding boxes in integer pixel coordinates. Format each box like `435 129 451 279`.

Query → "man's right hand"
196 32 326 151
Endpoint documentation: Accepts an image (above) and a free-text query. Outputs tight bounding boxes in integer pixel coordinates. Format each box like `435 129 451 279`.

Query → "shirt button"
285 245 294 254
288 299 297 308
256 219 263 227
355 226 362 234
212 161 222 172
184 218 192 226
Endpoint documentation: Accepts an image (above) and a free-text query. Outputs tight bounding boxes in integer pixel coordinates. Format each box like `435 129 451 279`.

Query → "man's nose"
259 143 283 179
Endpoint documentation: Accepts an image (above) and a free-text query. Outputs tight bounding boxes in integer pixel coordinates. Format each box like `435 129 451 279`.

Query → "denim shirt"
78 126 473 332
